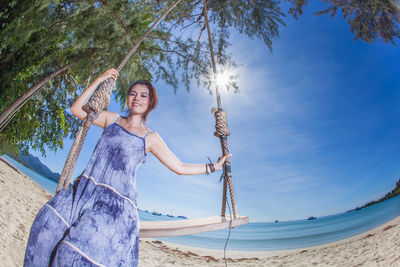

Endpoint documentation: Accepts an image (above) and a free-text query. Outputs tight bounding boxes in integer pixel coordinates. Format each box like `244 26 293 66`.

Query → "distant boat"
177 215 187 219
166 210 174 218
152 211 162 216
307 216 317 220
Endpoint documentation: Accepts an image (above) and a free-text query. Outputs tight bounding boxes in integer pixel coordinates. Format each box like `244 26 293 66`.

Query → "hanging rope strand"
56 0 182 193
117 0 182 72
56 126 84 192
203 0 238 219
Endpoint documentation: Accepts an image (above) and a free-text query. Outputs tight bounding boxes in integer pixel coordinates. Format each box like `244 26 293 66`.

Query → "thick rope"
203 0 239 219
83 78 115 115
56 0 182 192
221 171 228 217
56 126 84 192
57 79 114 192
63 119 91 188
212 107 231 217
212 107 231 137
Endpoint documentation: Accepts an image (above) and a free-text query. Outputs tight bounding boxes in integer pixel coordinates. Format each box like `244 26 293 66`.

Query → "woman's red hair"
128 80 158 122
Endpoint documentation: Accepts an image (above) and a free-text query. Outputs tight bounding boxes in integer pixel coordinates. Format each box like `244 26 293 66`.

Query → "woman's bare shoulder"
145 131 160 140
145 131 163 149
102 111 120 128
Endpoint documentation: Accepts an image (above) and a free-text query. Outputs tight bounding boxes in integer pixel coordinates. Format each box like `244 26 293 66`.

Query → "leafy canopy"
1 0 398 156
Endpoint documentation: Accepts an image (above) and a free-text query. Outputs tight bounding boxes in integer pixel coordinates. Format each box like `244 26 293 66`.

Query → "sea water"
150 196 400 251
4 155 400 251
3 155 59 194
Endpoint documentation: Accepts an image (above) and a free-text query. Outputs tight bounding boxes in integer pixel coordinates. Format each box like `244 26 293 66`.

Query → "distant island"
347 177 400 212
5 152 60 183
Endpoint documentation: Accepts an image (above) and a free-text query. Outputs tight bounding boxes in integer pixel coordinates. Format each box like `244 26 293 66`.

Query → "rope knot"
83 77 115 115
84 112 99 127
212 107 230 137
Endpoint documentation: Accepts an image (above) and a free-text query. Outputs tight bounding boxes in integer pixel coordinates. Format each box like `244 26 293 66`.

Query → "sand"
1 156 399 266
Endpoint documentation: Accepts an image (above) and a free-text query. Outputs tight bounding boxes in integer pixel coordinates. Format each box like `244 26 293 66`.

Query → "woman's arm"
70 68 119 128
146 132 231 175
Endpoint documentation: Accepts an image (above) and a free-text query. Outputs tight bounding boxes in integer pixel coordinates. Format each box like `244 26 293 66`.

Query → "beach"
1 157 399 267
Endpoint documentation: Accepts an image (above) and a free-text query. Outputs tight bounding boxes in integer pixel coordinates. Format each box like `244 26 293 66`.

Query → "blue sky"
31 3 400 222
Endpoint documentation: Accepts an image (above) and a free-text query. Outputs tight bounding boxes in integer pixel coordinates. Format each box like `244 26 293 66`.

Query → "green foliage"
0 0 157 155
1 0 289 157
285 0 400 45
3 0 397 157
143 0 286 92
0 0 74 156
208 0 285 50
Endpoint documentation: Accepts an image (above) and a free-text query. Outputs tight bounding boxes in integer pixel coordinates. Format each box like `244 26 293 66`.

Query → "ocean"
4 155 400 251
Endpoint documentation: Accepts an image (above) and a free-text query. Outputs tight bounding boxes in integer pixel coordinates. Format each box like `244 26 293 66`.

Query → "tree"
0 0 82 155
1 0 286 156
3 0 397 157
285 0 400 45
0 0 177 155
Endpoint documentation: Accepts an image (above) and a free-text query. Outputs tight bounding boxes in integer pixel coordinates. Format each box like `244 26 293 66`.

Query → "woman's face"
127 84 150 116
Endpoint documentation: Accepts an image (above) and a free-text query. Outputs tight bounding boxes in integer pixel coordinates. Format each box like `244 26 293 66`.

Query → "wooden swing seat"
139 215 249 238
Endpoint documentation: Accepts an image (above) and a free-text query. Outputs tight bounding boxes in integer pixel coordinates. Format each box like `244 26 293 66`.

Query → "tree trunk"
0 62 77 131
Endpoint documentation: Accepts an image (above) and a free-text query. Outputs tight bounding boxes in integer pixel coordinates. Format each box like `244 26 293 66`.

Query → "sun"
209 67 238 92
215 70 231 89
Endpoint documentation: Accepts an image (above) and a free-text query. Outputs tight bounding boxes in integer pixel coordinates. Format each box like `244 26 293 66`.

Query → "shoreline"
1 156 400 266
139 214 400 266
151 214 400 258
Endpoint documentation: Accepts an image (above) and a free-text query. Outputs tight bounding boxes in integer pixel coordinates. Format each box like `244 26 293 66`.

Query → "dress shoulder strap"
142 120 153 138
143 131 153 138
112 112 120 124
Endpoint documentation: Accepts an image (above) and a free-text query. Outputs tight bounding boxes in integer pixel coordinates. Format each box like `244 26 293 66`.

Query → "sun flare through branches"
208 66 239 93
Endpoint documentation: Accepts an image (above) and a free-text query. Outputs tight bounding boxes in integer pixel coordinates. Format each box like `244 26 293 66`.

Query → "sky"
30 3 400 222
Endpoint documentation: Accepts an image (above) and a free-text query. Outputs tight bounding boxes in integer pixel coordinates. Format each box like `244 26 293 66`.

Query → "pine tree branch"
179 19 201 32
0 60 80 132
147 36 211 55
117 0 183 71
98 0 135 45
152 47 207 70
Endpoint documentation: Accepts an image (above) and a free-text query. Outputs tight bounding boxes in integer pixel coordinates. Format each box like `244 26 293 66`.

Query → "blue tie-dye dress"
24 117 149 266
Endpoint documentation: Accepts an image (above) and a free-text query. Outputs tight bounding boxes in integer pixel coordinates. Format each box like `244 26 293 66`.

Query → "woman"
24 68 231 266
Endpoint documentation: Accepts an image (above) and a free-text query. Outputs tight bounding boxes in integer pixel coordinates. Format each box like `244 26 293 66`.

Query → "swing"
56 0 249 238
